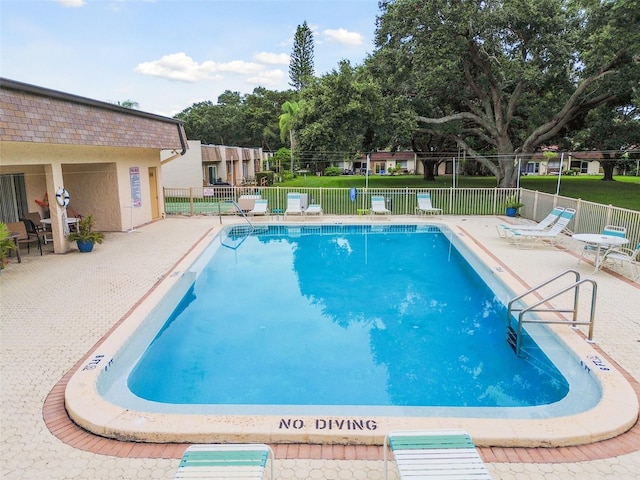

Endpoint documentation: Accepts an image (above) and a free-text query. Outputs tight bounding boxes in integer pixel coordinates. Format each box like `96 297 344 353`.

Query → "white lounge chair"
284 193 305 218
415 193 442 215
497 206 565 239
384 429 492 480
601 242 640 281
505 208 576 248
248 199 269 216
370 196 391 218
497 207 565 238
174 444 274 480
305 204 323 216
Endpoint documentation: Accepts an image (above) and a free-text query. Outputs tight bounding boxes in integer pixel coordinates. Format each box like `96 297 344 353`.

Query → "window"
0 174 27 223
570 160 588 174
207 165 218 185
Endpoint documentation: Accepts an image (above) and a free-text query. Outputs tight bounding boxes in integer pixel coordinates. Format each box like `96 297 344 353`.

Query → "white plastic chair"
248 199 269 216
415 193 442 215
384 429 492 480
284 193 304 217
305 204 323 216
370 196 391 218
174 444 274 480
601 242 640 281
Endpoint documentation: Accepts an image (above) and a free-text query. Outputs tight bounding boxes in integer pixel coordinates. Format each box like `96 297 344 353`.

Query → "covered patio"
0 78 187 253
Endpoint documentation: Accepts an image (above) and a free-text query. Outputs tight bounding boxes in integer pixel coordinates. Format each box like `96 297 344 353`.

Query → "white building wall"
161 140 203 187
587 161 601 175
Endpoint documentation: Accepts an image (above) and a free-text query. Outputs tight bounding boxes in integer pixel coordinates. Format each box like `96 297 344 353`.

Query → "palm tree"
279 100 301 173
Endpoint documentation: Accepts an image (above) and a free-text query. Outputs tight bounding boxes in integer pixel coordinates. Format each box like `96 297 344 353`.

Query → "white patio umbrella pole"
555 152 564 195
452 156 456 188
517 156 522 189
129 202 135 233
365 153 370 190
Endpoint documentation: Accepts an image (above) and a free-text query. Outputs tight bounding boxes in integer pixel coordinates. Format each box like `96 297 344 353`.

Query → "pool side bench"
384 429 492 479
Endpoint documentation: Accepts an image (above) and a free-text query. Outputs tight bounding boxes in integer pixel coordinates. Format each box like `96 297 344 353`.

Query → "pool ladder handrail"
219 200 254 250
225 199 254 229
507 269 598 358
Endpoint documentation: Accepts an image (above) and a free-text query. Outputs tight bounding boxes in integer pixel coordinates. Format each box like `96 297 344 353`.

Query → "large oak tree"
371 0 639 186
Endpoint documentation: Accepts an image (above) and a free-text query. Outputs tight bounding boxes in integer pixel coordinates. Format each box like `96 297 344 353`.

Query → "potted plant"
0 222 17 270
67 215 104 253
504 195 524 217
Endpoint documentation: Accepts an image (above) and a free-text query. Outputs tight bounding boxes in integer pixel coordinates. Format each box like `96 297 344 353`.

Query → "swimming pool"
65 221 637 446
126 224 570 409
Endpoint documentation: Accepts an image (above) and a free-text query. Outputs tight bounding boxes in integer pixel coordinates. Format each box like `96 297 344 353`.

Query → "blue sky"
1 0 380 117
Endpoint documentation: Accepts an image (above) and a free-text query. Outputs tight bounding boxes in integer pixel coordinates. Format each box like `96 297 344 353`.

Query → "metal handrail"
507 269 598 357
218 201 253 251
507 269 582 324
225 200 253 228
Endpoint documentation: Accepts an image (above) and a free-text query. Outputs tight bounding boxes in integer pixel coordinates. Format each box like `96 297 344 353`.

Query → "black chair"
22 212 45 233
19 218 43 255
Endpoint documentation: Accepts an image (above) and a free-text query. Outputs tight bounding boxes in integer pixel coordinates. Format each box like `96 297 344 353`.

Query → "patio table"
271 208 283 221
573 233 629 273
40 217 79 243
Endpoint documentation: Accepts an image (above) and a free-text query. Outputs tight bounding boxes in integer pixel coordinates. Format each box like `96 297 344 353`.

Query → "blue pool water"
126 224 571 408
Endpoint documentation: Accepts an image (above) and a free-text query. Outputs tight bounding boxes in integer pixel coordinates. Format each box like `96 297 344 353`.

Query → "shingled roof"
0 78 187 153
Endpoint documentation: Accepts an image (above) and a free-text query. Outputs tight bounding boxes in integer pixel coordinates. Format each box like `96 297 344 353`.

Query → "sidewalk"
1 215 638 479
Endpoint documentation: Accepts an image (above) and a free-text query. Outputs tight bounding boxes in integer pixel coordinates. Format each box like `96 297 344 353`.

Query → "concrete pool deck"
1 215 639 479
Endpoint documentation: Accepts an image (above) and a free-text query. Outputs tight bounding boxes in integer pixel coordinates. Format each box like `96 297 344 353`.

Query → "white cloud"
323 28 364 47
211 60 264 75
135 52 214 82
247 69 286 87
253 52 289 65
135 53 278 83
53 0 85 6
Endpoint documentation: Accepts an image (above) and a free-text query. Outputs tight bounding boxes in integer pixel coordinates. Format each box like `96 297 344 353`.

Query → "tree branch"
454 138 499 177
522 70 619 151
506 81 524 125
467 39 505 132
416 112 499 138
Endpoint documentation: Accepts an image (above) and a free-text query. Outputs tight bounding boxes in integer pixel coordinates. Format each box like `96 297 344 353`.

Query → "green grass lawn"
280 174 640 211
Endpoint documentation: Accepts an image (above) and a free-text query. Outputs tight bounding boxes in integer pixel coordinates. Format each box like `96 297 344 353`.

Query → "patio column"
44 163 71 254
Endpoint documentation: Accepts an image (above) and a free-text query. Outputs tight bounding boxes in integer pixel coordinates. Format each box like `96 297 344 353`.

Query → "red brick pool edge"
43 338 640 463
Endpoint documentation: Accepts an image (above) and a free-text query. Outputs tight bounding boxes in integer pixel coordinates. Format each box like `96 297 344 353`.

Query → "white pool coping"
64 220 639 447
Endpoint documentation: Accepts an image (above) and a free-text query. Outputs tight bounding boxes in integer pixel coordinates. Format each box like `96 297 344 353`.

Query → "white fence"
164 186 640 247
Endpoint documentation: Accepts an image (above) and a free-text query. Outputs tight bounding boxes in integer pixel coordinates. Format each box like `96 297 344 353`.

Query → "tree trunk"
601 153 616 181
420 159 437 181
289 130 295 173
496 134 518 187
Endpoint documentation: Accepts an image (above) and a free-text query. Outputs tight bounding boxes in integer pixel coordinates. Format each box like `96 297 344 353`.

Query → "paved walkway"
1 215 639 479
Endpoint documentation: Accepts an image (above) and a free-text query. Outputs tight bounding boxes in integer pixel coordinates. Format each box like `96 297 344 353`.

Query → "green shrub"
256 172 274 186
67 215 104 245
325 166 342 176
0 222 17 269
